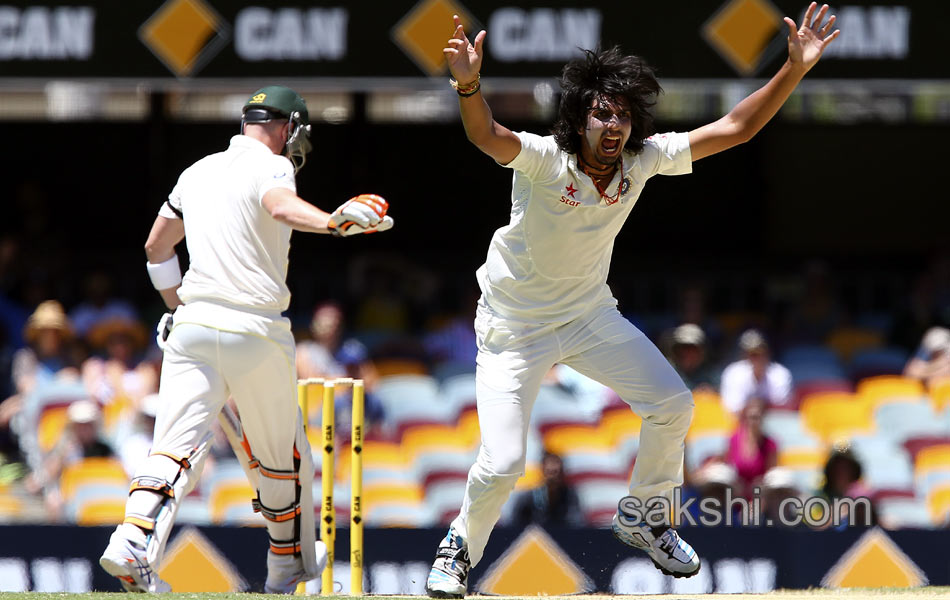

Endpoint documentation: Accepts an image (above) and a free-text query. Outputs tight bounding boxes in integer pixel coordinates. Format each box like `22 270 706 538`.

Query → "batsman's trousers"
133 301 319 579
452 298 694 567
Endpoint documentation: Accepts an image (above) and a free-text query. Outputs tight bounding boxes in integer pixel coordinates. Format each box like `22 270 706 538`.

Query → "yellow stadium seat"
600 408 642 446
687 393 735 441
456 408 481 442
374 359 429 377
926 485 950 525
76 498 127 526
914 444 950 476
856 375 925 407
364 482 424 506
401 423 477 459
208 482 257 524
101 395 134 438
515 462 542 491
38 406 70 453
60 457 129 500
778 447 827 469
929 377 950 413
826 327 884 363
542 424 611 456
799 392 873 442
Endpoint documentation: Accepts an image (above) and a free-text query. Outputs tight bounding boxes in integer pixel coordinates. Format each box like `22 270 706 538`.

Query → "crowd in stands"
1 252 950 531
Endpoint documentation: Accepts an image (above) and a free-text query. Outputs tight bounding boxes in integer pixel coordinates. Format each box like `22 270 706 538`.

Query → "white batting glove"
156 312 174 350
328 194 390 237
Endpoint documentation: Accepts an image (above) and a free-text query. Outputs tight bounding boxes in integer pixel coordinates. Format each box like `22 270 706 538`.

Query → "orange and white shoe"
99 524 171 593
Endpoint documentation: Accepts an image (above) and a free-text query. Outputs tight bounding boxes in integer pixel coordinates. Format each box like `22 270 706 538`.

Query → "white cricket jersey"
476 131 692 324
158 135 297 312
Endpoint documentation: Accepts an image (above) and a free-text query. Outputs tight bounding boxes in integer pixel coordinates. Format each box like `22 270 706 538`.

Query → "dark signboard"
0 524 947 593
0 0 944 81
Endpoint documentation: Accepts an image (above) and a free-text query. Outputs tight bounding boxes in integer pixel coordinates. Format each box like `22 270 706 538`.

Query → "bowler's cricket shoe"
99 523 171 593
425 527 470 598
264 541 329 594
611 513 700 578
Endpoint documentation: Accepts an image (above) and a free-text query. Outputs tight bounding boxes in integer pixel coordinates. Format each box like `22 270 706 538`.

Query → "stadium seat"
849 347 910 381
790 378 854 411
75 498 128 526
826 327 884 363
799 392 873 442
60 457 129 501
686 393 735 441
849 435 914 492
685 434 729 471
762 410 823 453
574 478 631 525
373 374 450 432
857 375 926 407
872 402 945 444
374 358 429 377
876 496 935 529
431 361 476 384
926 484 950 526
781 345 846 383
439 372 477 412
531 384 598 429
929 377 950 413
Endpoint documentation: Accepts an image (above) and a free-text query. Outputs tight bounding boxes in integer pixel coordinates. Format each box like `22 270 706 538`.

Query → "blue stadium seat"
849 346 911 380
373 375 451 431
685 434 729 472
873 402 946 444
849 434 914 492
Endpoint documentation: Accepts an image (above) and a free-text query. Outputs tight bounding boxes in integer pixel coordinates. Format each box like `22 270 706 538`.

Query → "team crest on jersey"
620 177 631 196
250 93 267 104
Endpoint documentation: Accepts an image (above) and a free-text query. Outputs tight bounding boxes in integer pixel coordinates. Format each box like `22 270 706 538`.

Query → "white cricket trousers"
452 300 693 566
133 301 307 566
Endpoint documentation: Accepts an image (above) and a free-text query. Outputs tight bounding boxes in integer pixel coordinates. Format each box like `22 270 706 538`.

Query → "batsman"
99 85 393 593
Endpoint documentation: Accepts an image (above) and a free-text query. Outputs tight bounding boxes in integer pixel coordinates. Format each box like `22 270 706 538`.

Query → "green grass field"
3 589 950 600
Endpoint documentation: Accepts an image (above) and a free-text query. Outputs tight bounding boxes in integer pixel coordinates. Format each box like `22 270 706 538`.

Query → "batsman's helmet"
242 85 312 173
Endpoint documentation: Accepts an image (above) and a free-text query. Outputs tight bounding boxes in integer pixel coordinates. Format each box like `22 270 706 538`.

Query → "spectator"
82 315 156 411
689 461 739 524
724 397 777 500
760 467 802 527
510 452 584 527
668 324 719 392
68 271 139 340
720 329 792 414
816 443 876 528
296 302 347 380
783 260 843 344
25 399 114 518
11 300 79 396
903 326 950 386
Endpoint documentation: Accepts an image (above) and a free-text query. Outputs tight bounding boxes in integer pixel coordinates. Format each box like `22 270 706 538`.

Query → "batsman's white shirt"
159 135 297 321
477 131 692 324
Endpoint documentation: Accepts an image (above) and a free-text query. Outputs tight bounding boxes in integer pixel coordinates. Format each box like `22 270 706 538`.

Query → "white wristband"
146 255 182 290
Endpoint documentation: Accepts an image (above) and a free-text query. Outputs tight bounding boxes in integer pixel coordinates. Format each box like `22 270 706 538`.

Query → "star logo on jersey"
565 183 578 198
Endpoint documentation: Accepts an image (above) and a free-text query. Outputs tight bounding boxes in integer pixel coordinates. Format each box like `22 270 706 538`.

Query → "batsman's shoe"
425 527 470 599
611 514 700 578
264 541 328 594
99 523 171 593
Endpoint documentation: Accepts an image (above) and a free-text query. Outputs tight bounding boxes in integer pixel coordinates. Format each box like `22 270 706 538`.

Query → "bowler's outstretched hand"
785 2 840 71
443 14 484 85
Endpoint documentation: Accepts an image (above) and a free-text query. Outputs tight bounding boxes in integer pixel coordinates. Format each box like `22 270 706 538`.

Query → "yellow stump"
351 380 364 595
321 380 336 595
295 379 318 596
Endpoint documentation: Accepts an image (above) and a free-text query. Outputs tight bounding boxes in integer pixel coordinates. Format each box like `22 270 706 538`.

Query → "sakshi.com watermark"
618 488 874 528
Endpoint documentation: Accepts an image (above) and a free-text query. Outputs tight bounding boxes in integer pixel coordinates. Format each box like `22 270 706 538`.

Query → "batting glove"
328 194 391 237
156 312 174 350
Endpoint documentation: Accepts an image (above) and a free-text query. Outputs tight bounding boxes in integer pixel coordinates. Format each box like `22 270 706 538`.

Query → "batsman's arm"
144 216 185 310
262 187 332 233
444 15 521 165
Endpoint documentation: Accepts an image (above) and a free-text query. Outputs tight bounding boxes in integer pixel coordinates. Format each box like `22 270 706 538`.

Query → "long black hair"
551 47 661 156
